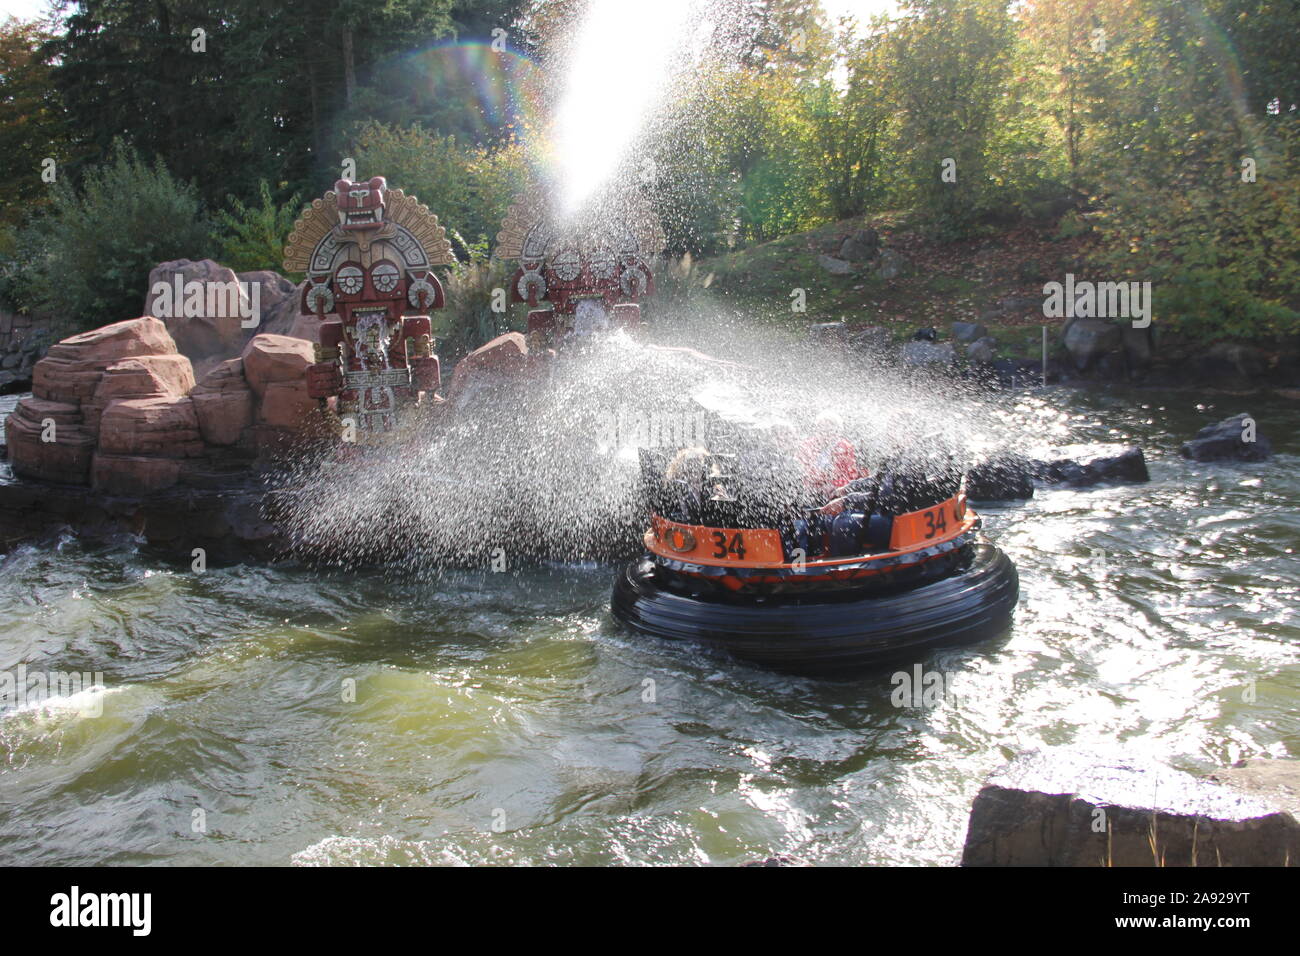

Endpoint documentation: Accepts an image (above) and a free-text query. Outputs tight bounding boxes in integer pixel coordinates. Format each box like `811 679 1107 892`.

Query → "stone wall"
0 307 52 393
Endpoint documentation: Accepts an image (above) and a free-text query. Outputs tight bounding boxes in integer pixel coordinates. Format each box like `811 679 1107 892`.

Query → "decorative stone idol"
283 177 454 442
494 188 665 350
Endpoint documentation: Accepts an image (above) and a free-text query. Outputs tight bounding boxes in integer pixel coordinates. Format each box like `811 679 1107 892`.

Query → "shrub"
1090 128 1300 341
344 122 524 257
17 140 213 334
213 180 301 275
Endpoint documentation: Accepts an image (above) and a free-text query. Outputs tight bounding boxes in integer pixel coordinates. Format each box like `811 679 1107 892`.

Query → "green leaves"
213 181 302 275
16 140 214 334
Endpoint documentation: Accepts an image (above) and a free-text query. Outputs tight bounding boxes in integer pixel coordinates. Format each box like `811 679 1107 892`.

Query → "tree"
809 20 895 220
888 0 1017 238
0 16 69 230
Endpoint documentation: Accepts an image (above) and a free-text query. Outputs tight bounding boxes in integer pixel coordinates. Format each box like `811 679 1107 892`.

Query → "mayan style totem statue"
283 177 454 442
494 189 665 350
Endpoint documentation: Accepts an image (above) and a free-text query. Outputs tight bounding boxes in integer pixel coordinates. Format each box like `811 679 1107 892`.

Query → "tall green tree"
888 0 1017 238
0 16 69 231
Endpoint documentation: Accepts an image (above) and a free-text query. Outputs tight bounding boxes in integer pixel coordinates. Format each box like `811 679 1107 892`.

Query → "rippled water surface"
0 388 1296 865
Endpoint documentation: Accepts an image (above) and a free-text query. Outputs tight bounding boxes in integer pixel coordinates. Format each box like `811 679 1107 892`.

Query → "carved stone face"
335 177 386 230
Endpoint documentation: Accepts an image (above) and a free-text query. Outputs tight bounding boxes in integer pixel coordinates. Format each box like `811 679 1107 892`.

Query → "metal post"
1041 326 1048 387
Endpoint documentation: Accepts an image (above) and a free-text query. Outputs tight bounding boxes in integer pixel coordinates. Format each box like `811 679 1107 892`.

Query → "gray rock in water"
0 353 19 370
951 321 988 343
962 748 1300 866
1035 445 1149 486
1062 317 1122 370
1181 412 1272 461
901 341 954 367
966 336 997 365
817 255 856 276
967 446 1148 499
967 453 1035 500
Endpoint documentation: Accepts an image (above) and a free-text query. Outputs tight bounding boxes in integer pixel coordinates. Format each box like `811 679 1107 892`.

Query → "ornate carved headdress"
494 187 666 264
283 184 456 276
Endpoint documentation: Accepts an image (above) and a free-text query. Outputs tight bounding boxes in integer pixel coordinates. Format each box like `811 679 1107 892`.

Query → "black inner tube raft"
611 542 1019 677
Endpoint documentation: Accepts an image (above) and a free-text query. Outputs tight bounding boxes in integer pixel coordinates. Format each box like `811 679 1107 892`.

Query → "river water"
0 385 1296 865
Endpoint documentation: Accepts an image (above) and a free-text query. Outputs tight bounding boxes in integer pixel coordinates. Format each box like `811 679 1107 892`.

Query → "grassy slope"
670 212 1096 360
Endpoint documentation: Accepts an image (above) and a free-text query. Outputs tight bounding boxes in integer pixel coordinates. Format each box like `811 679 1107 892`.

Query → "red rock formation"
6 313 346 495
190 359 254 446
7 317 181 485
4 398 96 484
145 260 251 361
98 396 204 458
83 354 197 437
241 334 319 449
445 332 530 403
241 334 314 396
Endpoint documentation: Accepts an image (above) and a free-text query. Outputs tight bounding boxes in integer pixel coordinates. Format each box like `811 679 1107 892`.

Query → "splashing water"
551 0 705 210
274 317 1066 573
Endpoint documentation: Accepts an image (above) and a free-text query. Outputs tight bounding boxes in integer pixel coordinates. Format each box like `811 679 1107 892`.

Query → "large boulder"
8 318 182 484
82 354 196 437
962 748 1300 866
901 341 955 367
240 334 314 396
43 315 176 365
257 381 318 429
1062 317 1122 371
190 359 254 446
966 336 997 365
967 446 1148 500
97 396 203 458
873 248 909 280
1035 445 1150 486
817 254 855 276
448 333 528 393
287 312 328 344
951 321 987 343
145 259 257 361
838 228 879 262
92 354 195 401
240 334 319 443
1181 413 1273 462
236 270 299 338
32 316 178 404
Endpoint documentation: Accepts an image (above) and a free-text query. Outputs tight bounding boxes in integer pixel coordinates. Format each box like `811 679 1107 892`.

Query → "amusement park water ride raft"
612 449 1019 676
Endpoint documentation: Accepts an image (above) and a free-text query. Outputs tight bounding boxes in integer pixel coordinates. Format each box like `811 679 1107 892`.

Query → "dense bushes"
214 181 303 275
345 121 526 260
14 142 214 334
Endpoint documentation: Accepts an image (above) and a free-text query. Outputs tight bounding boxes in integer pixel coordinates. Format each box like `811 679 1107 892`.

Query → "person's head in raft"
665 446 710 484
799 410 859 499
813 410 844 441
